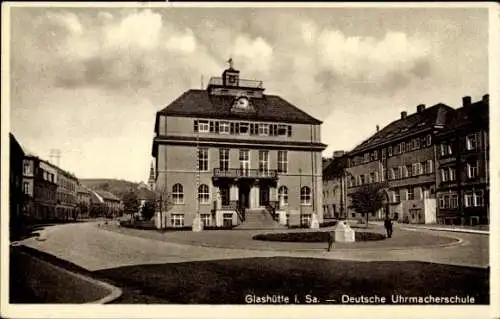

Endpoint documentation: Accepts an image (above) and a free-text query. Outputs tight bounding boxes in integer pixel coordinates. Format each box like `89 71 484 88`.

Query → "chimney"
401 111 407 119
462 96 472 107
376 125 380 132
417 104 426 113
482 94 489 103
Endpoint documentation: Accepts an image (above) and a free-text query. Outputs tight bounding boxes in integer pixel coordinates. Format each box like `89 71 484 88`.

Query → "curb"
400 226 489 235
19 252 122 304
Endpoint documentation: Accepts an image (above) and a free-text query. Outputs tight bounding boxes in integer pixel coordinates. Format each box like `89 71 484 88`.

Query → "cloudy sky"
8 5 489 182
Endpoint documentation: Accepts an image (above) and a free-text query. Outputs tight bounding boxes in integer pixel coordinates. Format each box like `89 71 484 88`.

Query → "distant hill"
79 179 140 200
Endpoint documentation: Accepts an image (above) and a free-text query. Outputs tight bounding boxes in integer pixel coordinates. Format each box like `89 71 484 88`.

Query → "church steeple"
148 161 155 191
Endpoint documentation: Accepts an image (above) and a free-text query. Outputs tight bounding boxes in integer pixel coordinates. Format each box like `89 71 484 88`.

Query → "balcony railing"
213 168 278 179
207 77 264 89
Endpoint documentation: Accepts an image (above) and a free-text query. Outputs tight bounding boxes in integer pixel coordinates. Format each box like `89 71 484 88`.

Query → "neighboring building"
54 169 78 220
10 133 25 237
76 184 92 218
152 63 325 228
322 151 347 219
435 95 489 225
22 155 58 221
90 189 123 217
346 103 456 224
137 183 155 216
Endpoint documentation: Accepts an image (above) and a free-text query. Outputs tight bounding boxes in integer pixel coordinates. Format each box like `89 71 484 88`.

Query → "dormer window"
277 125 288 136
239 122 250 134
198 120 209 133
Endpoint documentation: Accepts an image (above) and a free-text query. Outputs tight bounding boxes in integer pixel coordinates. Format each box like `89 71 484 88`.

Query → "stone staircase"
235 209 286 230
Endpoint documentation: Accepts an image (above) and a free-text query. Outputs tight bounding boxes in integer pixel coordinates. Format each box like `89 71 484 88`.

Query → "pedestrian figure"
384 216 393 238
327 231 335 251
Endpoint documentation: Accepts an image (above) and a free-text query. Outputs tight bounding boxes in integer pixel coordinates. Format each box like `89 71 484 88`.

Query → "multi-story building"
152 63 325 228
435 95 489 225
54 169 78 220
76 184 92 218
322 151 348 219
22 155 58 221
346 103 456 224
10 133 25 238
90 189 123 217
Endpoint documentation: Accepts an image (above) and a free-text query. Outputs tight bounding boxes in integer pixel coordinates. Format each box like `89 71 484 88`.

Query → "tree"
122 190 139 215
141 200 156 220
348 182 389 227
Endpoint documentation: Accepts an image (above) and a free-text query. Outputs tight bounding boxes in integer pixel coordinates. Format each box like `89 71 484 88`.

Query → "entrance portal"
259 184 270 207
239 184 250 209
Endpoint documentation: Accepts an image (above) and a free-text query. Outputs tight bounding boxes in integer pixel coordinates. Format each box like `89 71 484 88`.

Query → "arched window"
198 184 210 204
278 186 288 207
300 186 312 205
172 184 184 204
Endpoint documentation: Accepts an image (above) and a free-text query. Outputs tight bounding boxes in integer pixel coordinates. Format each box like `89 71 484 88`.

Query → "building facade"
76 184 92 218
345 103 456 224
90 189 123 217
435 95 489 225
152 65 325 228
22 156 58 221
322 151 347 219
10 133 25 238
55 169 78 220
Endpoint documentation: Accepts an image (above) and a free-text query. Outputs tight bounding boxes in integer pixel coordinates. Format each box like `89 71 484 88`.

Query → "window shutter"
250 123 255 135
287 125 292 137
215 122 219 133
194 120 199 132
235 123 240 134
209 121 214 132
230 122 235 134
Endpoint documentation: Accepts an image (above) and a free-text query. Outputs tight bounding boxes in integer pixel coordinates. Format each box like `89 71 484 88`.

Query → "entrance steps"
235 209 286 230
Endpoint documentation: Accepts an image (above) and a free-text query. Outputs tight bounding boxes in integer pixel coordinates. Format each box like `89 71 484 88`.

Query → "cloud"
232 35 274 74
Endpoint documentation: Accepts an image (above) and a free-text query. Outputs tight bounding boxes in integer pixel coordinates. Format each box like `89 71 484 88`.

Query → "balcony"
207 77 264 89
213 168 278 179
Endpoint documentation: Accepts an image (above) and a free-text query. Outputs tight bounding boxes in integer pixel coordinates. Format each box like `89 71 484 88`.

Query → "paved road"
19 222 489 271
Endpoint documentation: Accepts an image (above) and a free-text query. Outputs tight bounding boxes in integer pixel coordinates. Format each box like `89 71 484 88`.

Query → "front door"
239 184 250 209
259 184 270 206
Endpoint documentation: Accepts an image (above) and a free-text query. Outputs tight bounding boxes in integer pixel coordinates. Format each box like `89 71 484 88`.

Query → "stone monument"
310 213 320 229
333 220 355 243
192 213 203 232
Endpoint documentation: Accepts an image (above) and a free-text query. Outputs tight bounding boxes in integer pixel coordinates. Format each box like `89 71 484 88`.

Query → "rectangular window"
439 195 447 209
388 146 393 157
394 189 400 202
198 121 209 133
427 160 434 174
394 167 400 180
258 124 269 136
412 163 418 176
23 182 30 195
381 168 386 182
450 194 458 208
359 175 365 185
449 167 456 181
474 191 484 207
381 148 386 160
364 153 370 163
239 122 249 135
198 148 209 172
219 122 230 134
23 163 30 175
374 171 379 182
464 194 474 208
389 168 395 181
408 188 415 200
417 163 424 175
259 151 269 175
219 149 229 171
426 134 432 147
394 144 401 155
467 161 479 178
223 213 233 227
441 168 449 182
277 125 288 136
277 151 288 173
466 133 477 150
301 214 312 227
170 214 184 227
239 150 250 176
373 150 378 161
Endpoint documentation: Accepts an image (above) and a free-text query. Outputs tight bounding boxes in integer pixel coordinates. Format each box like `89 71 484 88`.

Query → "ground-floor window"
170 214 184 227
201 214 211 227
223 213 233 227
464 190 484 207
301 214 312 227
439 193 458 209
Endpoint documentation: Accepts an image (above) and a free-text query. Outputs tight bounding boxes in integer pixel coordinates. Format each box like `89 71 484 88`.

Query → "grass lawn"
253 231 385 242
96 257 489 304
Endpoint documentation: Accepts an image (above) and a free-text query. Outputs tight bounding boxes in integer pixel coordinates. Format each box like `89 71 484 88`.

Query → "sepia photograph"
1 2 498 319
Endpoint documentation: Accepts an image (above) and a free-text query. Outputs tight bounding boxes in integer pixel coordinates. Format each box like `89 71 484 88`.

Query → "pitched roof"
93 189 121 202
157 89 322 125
441 98 489 133
350 103 455 154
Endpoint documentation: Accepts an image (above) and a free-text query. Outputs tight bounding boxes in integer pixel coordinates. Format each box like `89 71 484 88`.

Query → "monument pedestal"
192 214 203 232
333 220 355 243
310 213 320 229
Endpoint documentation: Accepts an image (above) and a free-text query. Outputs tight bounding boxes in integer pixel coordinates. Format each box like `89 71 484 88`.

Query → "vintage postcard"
1 2 498 319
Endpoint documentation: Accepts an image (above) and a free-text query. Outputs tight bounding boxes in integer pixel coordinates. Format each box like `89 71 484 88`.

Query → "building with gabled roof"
151 62 326 229
345 102 457 224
